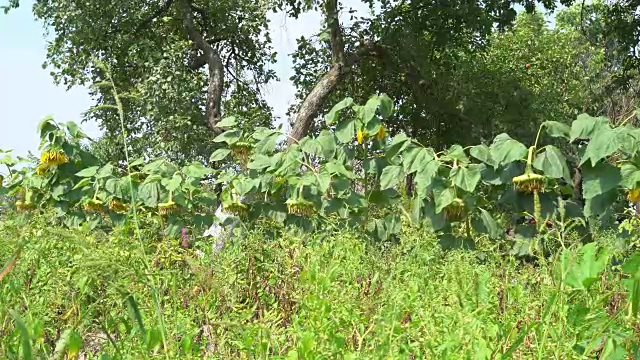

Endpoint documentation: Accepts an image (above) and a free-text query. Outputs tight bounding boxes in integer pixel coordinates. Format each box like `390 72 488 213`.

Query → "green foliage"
2 94 640 250
1 215 639 358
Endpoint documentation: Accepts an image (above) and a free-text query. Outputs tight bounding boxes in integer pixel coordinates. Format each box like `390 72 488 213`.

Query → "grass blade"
9 309 33 360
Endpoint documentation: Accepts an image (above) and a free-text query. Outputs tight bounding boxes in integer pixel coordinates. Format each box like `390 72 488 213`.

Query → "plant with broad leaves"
2 95 640 248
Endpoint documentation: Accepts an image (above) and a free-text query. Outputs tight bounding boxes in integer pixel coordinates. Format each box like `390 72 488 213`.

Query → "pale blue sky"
0 1 98 158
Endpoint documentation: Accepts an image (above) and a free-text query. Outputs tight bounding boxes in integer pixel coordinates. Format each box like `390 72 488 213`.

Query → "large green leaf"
247 154 273 170
165 173 182 192
361 96 382 125
325 97 353 126
138 182 160 207
253 132 279 154
470 144 491 164
450 164 482 193
584 190 618 219
335 118 355 144
316 130 337 159
213 129 242 144
569 113 609 142
475 208 501 239
414 160 440 197
217 116 237 128
560 242 610 290
620 163 640 189
489 133 528 168
533 145 569 179
444 144 469 163
404 147 435 174
210 148 231 162
75 166 99 178
543 121 571 139
380 165 403 190
300 138 323 158
582 162 621 199
580 126 619 166
378 94 394 119
434 186 456 213
183 163 212 179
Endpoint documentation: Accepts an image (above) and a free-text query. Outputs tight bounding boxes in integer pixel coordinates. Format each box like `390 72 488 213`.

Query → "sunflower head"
512 172 545 194
40 149 68 167
108 198 129 214
158 200 178 216
230 141 252 167
286 197 315 217
443 198 466 221
223 199 249 217
627 187 640 203
83 199 105 214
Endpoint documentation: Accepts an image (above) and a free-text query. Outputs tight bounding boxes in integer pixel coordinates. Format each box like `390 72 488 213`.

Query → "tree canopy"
3 0 640 165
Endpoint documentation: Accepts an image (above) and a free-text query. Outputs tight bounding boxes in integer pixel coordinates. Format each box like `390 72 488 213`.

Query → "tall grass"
1 212 638 359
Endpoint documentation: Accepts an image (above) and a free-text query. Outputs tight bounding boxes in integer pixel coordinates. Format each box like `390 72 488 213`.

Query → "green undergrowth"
1 214 639 359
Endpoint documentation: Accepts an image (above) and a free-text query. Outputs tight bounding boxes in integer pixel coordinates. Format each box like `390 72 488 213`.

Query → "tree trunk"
178 0 223 133
289 64 346 143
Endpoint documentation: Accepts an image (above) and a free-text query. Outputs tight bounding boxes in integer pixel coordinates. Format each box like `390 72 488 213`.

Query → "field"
1 211 639 359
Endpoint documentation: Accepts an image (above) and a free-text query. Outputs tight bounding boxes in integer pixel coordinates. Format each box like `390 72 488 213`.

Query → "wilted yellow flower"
512 172 545 194
40 149 68 167
108 198 129 214
158 200 178 216
443 198 466 221
376 126 386 140
286 197 315 217
357 130 365 144
627 188 640 203
83 199 105 214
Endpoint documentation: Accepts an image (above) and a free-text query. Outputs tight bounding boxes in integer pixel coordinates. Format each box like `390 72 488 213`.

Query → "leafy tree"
4 0 278 164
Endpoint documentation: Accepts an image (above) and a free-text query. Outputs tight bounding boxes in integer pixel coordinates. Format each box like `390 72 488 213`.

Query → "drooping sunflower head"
230 141 253 167
108 198 129 214
158 200 178 216
512 172 545 194
286 197 315 217
15 200 29 212
223 199 249 217
443 198 466 221
83 199 105 214
627 187 640 203
40 149 68 168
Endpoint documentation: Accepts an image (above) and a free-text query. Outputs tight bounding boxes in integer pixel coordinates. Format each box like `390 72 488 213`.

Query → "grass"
1 212 639 359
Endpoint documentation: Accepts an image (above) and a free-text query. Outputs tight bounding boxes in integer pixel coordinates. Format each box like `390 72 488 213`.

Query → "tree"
3 0 625 162
5 0 278 164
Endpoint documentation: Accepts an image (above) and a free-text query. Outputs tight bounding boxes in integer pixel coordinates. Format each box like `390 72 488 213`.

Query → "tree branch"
287 0 389 144
288 33 382 144
178 0 224 133
135 0 175 34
